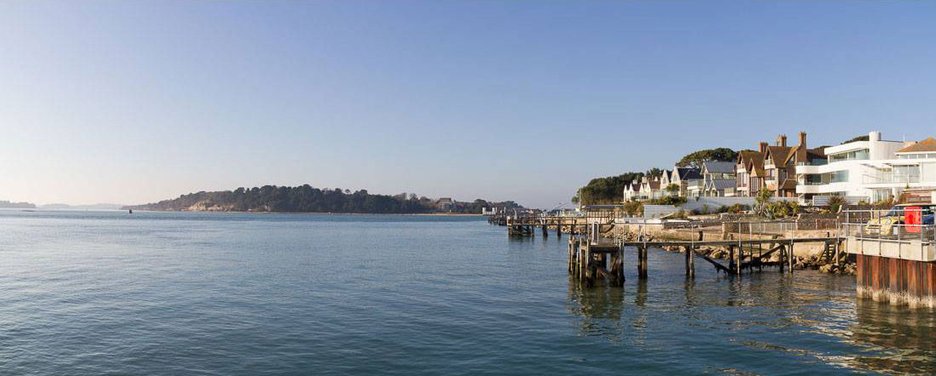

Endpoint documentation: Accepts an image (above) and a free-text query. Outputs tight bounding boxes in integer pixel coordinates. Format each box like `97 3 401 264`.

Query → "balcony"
862 173 920 185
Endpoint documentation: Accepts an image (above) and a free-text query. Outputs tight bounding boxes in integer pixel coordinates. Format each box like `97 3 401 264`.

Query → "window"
804 171 848 185
898 152 936 160
828 149 869 163
830 170 849 183
805 174 823 185
894 165 921 183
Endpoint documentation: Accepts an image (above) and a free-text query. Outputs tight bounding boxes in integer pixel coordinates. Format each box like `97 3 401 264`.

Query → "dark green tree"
676 148 738 167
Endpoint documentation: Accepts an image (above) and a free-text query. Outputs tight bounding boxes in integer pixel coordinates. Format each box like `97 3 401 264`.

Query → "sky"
1 1 936 209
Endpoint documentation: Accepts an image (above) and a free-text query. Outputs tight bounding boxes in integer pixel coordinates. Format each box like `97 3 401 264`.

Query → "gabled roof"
785 144 825 165
675 167 702 180
737 151 764 176
898 137 936 153
765 146 792 167
702 160 735 174
751 157 765 177
779 179 798 190
738 150 766 176
709 179 736 190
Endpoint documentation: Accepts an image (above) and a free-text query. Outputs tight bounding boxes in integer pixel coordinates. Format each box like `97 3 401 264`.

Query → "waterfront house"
699 160 736 197
660 170 674 193
671 166 703 197
796 132 936 204
763 134 795 197
736 146 766 197
639 176 663 200
623 182 642 202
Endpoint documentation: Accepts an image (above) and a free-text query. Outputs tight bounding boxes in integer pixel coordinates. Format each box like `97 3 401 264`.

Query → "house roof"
675 167 702 180
702 160 735 174
737 151 765 176
709 179 736 190
765 146 792 166
807 148 826 160
898 137 936 153
779 179 798 190
785 144 825 165
743 151 766 176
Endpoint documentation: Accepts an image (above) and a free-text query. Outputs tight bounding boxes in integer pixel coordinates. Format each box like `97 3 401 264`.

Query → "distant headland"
123 185 524 214
0 200 36 209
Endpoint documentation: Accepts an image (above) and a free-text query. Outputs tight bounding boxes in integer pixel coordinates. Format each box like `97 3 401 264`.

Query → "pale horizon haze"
2 1 936 208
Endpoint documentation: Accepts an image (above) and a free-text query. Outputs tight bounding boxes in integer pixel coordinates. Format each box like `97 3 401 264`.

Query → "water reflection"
562 248 936 374
635 279 648 307
844 300 936 374
567 277 625 339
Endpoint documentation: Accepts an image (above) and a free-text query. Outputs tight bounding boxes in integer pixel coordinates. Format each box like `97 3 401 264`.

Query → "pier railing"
840 209 936 262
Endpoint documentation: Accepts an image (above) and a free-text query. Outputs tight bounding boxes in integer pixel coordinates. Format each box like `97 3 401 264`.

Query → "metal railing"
841 208 927 225
840 222 936 243
839 209 936 261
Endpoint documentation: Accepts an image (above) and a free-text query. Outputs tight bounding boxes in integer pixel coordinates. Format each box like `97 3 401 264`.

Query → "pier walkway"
567 228 844 286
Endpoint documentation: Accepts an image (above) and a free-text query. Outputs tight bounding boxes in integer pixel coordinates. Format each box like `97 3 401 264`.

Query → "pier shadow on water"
566 276 626 339
844 300 936 374
562 245 936 374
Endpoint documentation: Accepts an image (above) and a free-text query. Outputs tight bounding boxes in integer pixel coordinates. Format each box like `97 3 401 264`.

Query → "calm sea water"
0 210 934 375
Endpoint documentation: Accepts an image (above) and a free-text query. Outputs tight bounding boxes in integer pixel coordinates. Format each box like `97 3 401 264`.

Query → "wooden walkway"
569 235 846 286
502 214 616 238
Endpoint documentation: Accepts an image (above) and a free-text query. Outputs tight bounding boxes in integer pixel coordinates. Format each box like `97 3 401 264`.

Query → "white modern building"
795 131 936 204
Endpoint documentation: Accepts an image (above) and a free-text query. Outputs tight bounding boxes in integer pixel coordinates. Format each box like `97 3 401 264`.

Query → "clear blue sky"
2 1 935 208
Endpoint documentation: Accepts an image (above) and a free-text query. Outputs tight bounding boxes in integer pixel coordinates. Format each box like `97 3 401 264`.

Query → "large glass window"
894 165 920 183
805 174 823 185
827 149 869 163
804 171 848 185
830 170 849 183
897 152 936 160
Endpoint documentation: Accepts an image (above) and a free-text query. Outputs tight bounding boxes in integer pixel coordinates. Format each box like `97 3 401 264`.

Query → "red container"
905 206 922 233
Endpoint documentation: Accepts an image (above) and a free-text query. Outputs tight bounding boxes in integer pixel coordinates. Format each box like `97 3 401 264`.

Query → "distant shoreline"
122 210 484 216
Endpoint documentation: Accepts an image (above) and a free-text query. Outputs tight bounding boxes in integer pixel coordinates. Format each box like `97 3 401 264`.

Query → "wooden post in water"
617 246 625 286
736 244 742 275
728 245 735 273
779 244 785 273
567 238 574 273
637 245 648 279
583 241 592 286
788 240 795 274
685 245 695 278
833 239 840 265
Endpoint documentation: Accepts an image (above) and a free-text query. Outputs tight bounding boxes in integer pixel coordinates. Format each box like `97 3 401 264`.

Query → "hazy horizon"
2 1 936 208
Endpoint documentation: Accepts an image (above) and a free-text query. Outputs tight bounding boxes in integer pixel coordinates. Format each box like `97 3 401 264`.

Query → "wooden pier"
568 226 626 287
568 231 845 286
501 213 616 238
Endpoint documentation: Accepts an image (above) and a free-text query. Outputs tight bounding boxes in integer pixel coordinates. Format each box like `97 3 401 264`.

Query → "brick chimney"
759 142 768 153
777 134 787 147
798 131 807 149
